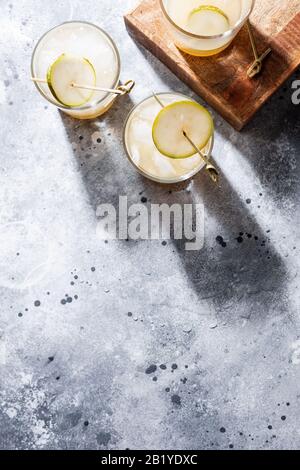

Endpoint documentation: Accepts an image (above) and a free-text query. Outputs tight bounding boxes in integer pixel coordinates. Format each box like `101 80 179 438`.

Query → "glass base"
176 41 232 57
62 96 117 120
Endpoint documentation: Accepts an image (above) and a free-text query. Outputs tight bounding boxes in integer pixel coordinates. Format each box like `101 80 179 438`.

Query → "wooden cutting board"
124 0 300 130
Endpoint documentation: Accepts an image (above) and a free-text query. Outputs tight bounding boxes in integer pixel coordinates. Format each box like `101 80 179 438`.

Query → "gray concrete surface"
0 0 300 450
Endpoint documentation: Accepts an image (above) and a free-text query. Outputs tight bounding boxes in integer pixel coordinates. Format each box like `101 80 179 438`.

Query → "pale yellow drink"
160 0 254 56
31 22 120 119
124 93 213 184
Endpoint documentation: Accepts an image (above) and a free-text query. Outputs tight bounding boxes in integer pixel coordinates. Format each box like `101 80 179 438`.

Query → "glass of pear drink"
123 92 215 184
31 21 125 119
159 0 255 56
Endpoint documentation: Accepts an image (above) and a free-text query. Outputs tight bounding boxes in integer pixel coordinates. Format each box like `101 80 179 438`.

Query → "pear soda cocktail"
124 92 214 184
160 0 255 56
31 21 121 119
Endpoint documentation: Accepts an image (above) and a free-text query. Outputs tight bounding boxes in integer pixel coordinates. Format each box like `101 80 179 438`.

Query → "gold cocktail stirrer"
246 20 272 78
31 77 135 96
152 92 219 184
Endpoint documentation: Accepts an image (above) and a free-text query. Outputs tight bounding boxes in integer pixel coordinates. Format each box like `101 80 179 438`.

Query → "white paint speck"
6 407 17 419
20 372 33 386
0 333 6 365
0 80 6 104
182 323 193 333
92 131 102 145
31 420 51 448
291 340 300 365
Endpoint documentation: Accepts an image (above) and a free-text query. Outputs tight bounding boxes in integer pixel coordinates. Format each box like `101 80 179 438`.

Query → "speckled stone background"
0 0 300 451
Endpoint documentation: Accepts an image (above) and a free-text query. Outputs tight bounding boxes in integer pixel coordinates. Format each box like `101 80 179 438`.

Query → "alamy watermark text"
96 196 204 251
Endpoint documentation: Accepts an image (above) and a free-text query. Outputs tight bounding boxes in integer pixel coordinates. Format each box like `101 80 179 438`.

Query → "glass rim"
159 0 255 40
123 92 214 184
31 21 121 111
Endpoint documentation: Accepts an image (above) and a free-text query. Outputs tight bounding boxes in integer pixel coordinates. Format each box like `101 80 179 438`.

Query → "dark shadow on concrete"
59 92 136 212
159 168 289 325
216 72 300 202
59 52 293 327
